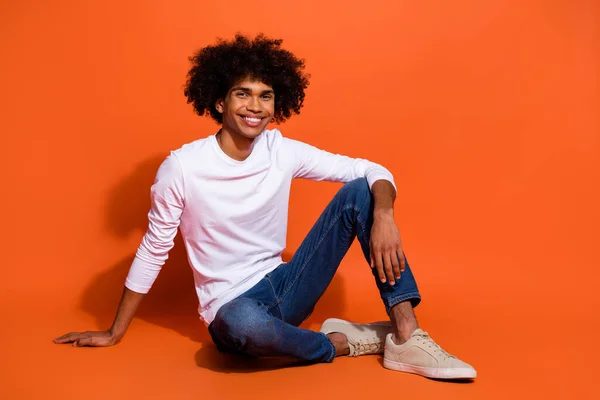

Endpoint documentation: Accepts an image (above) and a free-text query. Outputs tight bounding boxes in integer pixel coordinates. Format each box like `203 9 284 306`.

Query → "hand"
53 330 119 347
369 211 405 285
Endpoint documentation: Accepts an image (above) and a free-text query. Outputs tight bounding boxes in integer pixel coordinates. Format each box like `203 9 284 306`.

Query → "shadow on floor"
194 344 315 373
78 154 348 370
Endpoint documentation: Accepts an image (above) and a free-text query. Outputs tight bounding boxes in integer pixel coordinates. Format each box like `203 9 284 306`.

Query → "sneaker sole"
383 358 477 379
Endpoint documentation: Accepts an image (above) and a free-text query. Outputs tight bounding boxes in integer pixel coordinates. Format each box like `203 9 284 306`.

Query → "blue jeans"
208 178 421 363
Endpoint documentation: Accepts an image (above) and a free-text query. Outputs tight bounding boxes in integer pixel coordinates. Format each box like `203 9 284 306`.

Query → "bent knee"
212 297 268 338
338 178 371 205
342 177 369 192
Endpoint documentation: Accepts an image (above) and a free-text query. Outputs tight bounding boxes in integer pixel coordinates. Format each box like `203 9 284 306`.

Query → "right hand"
53 330 119 347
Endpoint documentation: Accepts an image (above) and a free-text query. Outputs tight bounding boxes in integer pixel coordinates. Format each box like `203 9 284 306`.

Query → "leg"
269 178 421 352
367 251 421 344
272 178 421 325
208 297 335 363
389 300 419 344
209 178 422 361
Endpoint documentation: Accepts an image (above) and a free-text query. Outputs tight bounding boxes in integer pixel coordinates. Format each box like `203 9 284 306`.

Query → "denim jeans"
208 178 421 363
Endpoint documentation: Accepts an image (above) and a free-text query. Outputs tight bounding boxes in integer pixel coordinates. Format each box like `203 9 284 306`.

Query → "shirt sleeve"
125 153 185 294
286 138 397 191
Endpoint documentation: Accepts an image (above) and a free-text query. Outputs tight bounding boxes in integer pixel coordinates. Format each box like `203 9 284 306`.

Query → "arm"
288 138 405 285
53 287 145 346
288 139 397 191
370 179 406 286
54 154 185 346
372 178 396 214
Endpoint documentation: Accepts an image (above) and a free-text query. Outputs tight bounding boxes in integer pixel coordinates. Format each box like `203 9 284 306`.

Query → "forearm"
109 287 146 340
371 179 396 217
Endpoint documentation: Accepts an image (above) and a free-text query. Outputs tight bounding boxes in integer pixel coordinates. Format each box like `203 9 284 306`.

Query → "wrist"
373 207 394 219
109 326 123 339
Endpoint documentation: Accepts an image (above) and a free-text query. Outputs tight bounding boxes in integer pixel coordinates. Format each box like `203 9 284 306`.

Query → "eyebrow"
230 86 274 95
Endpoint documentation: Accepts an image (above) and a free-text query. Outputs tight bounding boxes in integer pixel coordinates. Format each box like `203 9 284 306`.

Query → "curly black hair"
183 34 310 124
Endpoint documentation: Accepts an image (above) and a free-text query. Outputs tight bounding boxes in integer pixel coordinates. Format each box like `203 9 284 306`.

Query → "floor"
3 242 596 399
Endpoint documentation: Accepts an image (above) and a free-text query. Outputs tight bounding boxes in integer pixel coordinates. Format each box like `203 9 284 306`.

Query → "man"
54 34 476 380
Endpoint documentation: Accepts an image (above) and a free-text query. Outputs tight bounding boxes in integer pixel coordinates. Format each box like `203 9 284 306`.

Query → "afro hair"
183 34 310 124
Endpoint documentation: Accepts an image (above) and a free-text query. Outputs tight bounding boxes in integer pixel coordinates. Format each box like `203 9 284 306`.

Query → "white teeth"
243 117 261 123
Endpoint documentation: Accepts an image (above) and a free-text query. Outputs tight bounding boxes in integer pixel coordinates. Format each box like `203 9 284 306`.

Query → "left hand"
369 211 405 285
53 330 118 347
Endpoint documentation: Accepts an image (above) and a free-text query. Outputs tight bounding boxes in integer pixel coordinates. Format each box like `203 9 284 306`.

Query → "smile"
239 115 265 127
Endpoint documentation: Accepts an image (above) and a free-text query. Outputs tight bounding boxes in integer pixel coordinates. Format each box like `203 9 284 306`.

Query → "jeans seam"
278 203 357 305
265 275 284 320
356 211 369 247
355 187 372 245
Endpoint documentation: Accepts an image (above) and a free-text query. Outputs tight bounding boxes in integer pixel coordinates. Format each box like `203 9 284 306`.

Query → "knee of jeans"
341 178 370 200
211 297 267 343
339 178 372 211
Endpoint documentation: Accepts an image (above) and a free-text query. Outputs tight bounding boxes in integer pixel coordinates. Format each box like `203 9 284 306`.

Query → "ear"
215 98 225 114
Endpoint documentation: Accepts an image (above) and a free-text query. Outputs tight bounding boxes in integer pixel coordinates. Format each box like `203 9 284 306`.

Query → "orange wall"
1 0 599 397
1 0 598 382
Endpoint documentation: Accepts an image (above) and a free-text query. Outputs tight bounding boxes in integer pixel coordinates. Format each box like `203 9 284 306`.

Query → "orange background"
1 0 598 398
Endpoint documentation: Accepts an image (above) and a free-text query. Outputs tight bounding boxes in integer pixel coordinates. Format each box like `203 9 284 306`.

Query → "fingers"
74 336 95 347
54 331 97 346
54 331 115 347
370 244 385 282
398 250 406 272
371 240 406 286
391 252 401 281
72 333 112 347
383 253 396 285
373 250 397 285
53 332 82 344
373 252 387 284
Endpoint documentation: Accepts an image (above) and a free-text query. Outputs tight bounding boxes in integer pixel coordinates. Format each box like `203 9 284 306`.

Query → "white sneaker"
320 318 392 356
383 329 477 379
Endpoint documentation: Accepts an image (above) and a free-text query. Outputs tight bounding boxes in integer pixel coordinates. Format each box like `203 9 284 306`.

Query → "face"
216 78 275 139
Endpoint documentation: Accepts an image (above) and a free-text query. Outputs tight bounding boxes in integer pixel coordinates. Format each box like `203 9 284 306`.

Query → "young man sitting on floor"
54 34 476 380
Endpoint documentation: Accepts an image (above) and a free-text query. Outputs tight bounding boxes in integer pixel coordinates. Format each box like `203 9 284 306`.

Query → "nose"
246 96 262 113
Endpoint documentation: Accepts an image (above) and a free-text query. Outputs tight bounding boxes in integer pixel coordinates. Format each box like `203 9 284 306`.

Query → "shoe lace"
413 331 455 359
348 340 381 357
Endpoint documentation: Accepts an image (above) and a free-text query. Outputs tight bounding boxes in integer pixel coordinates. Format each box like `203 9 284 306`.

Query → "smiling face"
215 77 275 140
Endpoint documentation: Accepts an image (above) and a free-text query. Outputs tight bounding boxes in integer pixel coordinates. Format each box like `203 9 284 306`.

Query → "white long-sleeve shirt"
125 128 395 324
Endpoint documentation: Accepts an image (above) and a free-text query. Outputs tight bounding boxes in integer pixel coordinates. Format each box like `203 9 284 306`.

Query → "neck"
216 127 256 161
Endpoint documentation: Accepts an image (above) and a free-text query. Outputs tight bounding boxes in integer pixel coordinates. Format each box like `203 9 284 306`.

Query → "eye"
262 94 273 100
236 92 248 98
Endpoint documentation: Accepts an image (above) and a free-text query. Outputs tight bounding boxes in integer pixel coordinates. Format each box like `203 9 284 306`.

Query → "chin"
239 125 269 138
